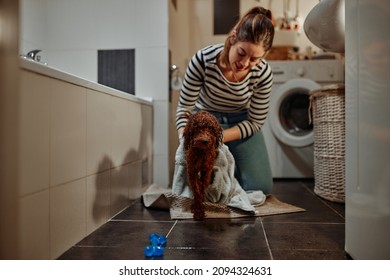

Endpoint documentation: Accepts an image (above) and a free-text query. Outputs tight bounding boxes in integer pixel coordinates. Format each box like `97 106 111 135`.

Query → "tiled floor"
58 179 349 260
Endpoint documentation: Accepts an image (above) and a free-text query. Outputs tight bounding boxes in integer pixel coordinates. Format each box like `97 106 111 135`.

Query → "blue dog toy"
144 233 167 257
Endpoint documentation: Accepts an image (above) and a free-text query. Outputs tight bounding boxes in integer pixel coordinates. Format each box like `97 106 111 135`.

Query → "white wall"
169 0 323 82
183 0 321 62
20 0 170 188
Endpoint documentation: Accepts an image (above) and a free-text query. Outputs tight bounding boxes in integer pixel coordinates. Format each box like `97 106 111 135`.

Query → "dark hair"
220 6 274 67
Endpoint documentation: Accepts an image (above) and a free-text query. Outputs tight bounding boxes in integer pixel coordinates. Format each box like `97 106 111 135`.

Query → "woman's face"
228 40 266 73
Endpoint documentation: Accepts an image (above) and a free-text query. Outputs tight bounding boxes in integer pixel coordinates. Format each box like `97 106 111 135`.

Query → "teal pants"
210 110 273 194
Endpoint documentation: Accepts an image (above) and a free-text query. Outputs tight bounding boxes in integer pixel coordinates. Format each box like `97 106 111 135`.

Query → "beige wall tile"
50 80 87 186
129 160 142 200
86 89 112 175
140 104 153 160
111 97 132 167
50 179 87 259
127 101 142 163
19 190 50 259
19 71 51 196
143 155 154 188
86 170 111 235
110 164 130 216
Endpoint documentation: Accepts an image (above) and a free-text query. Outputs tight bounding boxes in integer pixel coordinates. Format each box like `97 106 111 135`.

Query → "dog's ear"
217 125 224 146
182 117 193 151
211 115 224 147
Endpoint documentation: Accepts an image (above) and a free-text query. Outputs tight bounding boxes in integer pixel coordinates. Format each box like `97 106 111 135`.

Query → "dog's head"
183 111 223 151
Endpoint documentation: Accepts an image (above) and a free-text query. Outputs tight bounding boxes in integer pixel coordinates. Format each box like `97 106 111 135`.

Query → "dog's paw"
192 208 206 221
193 213 205 221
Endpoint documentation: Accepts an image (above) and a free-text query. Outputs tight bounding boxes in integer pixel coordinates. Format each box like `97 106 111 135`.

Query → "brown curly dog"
183 110 223 220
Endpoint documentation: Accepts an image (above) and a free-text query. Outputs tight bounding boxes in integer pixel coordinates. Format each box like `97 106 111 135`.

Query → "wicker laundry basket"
309 84 345 203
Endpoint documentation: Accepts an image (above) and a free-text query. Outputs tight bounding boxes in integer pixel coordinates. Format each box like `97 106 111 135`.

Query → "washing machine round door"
269 78 321 147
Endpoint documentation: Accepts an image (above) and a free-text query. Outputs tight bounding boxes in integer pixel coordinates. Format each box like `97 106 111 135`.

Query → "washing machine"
262 59 344 178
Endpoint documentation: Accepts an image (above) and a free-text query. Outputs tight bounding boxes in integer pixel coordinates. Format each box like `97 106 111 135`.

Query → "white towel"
171 139 266 213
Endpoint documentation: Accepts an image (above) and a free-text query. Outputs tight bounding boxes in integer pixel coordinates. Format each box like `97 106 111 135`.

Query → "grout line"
110 219 174 223
108 200 138 221
260 218 274 260
166 220 178 238
299 180 345 220
261 221 345 225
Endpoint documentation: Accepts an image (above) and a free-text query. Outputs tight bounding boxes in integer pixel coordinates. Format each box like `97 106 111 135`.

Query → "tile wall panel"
111 97 132 168
86 89 112 175
50 80 87 186
86 170 111 235
110 164 131 217
19 190 50 259
19 71 51 196
50 179 87 259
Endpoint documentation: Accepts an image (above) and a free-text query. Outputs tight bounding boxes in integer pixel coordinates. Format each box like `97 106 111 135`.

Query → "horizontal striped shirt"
176 44 273 139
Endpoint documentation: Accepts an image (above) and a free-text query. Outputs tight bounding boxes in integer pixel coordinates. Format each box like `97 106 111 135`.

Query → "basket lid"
310 83 345 97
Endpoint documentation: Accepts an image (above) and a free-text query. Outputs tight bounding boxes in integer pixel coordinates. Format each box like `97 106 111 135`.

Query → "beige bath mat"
142 184 305 219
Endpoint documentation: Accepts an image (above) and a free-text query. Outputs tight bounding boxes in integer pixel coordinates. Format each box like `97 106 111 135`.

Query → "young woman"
176 6 275 194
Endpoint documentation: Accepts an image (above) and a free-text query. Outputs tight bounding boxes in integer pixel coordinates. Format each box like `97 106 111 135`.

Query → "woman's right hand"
177 127 184 139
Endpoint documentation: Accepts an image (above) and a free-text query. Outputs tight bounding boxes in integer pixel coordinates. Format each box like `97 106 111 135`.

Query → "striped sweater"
176 44 273 139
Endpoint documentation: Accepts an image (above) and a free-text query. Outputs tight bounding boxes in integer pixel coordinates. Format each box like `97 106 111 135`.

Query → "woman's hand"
177 127 184 139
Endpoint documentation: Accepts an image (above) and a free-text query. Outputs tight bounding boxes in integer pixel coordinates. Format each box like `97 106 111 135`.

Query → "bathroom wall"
20 0 170 188
17 61 153 259
169 0 321 72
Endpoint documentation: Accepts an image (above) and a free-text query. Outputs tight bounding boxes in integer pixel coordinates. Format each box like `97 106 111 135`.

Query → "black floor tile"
58 179 346 260
271 249 349 260
264 180 345 224
59 220 175 260
165 218 271 260
113 199 172 221
264 222 345 251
